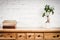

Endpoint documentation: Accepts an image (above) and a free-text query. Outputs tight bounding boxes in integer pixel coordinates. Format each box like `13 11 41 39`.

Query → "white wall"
0 0 60 29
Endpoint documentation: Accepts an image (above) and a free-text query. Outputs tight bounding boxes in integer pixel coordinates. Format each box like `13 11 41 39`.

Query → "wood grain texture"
35 33 43 40
0 33 16 39
27 33 34 40
0 29 60 33
44 33 60 39
0 29 60 40
17 33 26 40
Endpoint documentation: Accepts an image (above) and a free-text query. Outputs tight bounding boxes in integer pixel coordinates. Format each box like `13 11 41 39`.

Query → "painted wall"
0 0 60 29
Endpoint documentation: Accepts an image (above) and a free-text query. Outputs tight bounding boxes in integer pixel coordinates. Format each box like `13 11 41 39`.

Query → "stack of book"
3 20 17 29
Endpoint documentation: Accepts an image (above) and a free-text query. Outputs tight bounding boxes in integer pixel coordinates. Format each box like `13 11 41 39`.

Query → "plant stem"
46 15 50 23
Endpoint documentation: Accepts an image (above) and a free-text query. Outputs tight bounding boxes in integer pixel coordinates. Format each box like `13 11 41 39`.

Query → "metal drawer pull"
38 35 40 37
28 35 31 37
19 35 22 37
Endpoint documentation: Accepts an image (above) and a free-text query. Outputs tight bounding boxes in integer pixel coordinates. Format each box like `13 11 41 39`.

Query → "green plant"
42 5 54 23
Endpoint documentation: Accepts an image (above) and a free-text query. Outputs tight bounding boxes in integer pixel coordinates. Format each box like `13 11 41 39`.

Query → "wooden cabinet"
0 29 60 40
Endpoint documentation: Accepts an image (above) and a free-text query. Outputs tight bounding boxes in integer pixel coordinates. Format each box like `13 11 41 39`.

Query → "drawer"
44 33 60 39
35 33 43 40
17 33 26 40
27 33 34 40
0 33 16 39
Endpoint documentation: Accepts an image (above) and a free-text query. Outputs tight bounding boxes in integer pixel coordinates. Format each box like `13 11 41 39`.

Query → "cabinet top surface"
0 29 60 33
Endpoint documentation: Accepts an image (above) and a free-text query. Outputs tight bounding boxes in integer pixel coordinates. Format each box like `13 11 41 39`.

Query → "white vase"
45 23 50 28
41 23 50 29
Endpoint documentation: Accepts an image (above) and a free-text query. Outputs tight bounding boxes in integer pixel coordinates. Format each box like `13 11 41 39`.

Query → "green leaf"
42 4 54 17
44 5 50 12
42 13 45 17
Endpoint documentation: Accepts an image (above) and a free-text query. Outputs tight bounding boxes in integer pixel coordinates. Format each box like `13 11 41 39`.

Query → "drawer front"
17 33 26 40
0 33 16 39
44 33 60 39
35 33 43 40
27 33 34 40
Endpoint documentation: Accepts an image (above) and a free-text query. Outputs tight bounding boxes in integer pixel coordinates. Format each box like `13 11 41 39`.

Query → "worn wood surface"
0 29 60 33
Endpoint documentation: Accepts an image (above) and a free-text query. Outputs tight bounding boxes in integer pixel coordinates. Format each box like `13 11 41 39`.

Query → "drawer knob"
57 35 59 37
28 35 31 37
19 35 22 37
0 35 3 37
53 36 56 38
38 35 40 37
10 36 12 38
